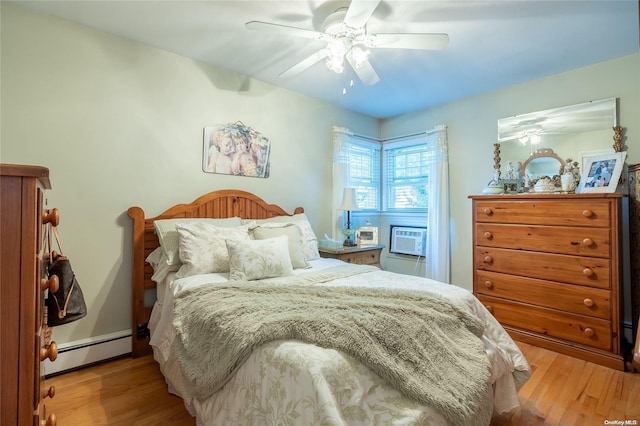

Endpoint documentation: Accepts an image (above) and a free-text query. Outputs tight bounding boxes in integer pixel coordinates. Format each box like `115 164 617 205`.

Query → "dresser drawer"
478 296 612 351
475 270 611 319
474 199 611 227
475 223 610 258
319 246 383 267
339 250 381 265
475 247 610 289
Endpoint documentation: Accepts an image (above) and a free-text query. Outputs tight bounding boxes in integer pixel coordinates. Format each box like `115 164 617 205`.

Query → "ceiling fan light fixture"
327 37 350 58
326 38 350 73
326 57 345 73
326 55 345 73
347 46 370 68
246 0 448 86
519 130 542 146
530 133 541 145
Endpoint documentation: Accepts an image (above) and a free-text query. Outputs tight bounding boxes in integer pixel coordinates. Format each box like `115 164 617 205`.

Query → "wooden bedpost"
127 206 152 358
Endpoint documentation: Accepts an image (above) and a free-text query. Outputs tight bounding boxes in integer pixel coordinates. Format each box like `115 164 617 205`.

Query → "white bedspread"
148 259 530 426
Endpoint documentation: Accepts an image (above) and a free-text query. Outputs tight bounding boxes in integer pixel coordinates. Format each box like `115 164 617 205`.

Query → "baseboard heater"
45 330 131 376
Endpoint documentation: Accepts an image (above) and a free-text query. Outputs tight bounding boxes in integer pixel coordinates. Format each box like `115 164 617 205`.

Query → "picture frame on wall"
501 179 520 194
577 152 626 194
202 122 271 178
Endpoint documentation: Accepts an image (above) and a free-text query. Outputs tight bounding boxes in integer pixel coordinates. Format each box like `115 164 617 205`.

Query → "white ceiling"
13 0 640 118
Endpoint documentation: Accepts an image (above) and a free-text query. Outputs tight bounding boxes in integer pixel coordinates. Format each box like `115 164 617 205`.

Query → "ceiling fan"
245 0 449 86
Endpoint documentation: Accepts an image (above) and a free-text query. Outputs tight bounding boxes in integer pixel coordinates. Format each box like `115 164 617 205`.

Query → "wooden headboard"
127 189 304 357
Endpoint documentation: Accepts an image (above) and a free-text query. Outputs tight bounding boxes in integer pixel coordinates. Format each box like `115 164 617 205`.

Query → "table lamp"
338 187 359 246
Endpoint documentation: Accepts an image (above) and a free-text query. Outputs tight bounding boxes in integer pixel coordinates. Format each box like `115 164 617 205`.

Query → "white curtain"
332 126 351 240
425 124 450 283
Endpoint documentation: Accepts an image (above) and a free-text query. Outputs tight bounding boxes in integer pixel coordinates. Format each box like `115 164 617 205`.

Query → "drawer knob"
582 267 594 277
583 327 595 337
484 280 494 289
581 209 594 218
42 208 60 226
483 208 493 216
40 342 58 362
41 275 59 293
582 237 594 247
583 298 594 307
42 385 56 399
483 231 493 240
483 255 493 264
485 305 494 314
41 413 57 426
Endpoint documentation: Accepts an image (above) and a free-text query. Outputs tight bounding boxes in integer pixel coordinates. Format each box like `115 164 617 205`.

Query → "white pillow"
153 217 242 266
175 222 252 278
251 224 310 269
243 213 320 260
145 246 164 269
227 236 294 281
145 247 179 285
145 247 177 305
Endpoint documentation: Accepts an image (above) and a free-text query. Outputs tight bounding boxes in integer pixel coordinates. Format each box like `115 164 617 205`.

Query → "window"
346 134 429 212
383 140 429 210
347 140 380 210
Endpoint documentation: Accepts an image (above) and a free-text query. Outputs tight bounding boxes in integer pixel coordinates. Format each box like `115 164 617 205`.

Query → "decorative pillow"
175 222 251 278
251 224 310 269
227 236 294 281
154 217 242 266
243 213 320 260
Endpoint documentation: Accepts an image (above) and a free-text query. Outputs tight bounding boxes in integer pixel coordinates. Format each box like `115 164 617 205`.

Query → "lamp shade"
338 188 359 211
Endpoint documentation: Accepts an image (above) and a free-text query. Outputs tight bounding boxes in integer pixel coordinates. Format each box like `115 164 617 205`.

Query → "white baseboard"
45 330 131 376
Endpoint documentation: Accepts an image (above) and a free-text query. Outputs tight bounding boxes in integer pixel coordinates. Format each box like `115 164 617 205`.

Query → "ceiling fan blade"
344 0 381 28
245 21 324 40
279 49 329 78
346 55 380 86
373 33 450 50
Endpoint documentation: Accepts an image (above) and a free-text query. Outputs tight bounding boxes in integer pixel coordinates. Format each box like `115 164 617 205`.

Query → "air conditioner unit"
390 226 426 256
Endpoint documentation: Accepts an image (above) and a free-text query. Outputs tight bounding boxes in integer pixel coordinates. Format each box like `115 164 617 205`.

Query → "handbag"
45 223 87 326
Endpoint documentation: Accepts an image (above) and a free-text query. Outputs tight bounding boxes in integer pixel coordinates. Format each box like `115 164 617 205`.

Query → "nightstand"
319 244 384 268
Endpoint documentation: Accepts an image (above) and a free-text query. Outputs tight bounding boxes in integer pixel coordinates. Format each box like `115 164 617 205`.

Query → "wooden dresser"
1 164 58 425
469 193 625 370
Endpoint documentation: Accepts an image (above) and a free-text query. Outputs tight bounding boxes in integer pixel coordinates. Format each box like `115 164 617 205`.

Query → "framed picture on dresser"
501 179 520 194
577 151 626 193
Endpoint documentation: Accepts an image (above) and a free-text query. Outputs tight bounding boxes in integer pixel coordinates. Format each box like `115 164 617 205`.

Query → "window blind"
348 140 380 210
384 140 430 210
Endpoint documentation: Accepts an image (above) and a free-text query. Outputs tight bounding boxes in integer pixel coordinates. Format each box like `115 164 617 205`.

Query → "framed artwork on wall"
202 122 271 178
577 151 626 193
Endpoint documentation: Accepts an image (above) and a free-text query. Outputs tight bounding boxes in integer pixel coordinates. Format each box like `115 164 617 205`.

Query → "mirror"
522 148 564 179
496 98 619 191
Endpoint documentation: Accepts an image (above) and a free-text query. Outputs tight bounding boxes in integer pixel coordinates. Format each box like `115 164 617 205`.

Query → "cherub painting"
203 122 271 178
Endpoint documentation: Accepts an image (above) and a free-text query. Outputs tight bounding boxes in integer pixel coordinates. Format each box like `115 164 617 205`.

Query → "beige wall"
0 3 378 344
382 52 640 290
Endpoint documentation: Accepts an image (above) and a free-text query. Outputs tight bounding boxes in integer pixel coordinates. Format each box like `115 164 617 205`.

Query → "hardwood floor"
45 341 640 425
44 355 193 426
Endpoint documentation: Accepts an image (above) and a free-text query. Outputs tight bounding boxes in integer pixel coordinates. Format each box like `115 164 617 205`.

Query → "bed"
128 189 530 426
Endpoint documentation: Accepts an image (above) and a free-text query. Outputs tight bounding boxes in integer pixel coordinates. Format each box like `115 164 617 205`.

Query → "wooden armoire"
1 164 58 425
